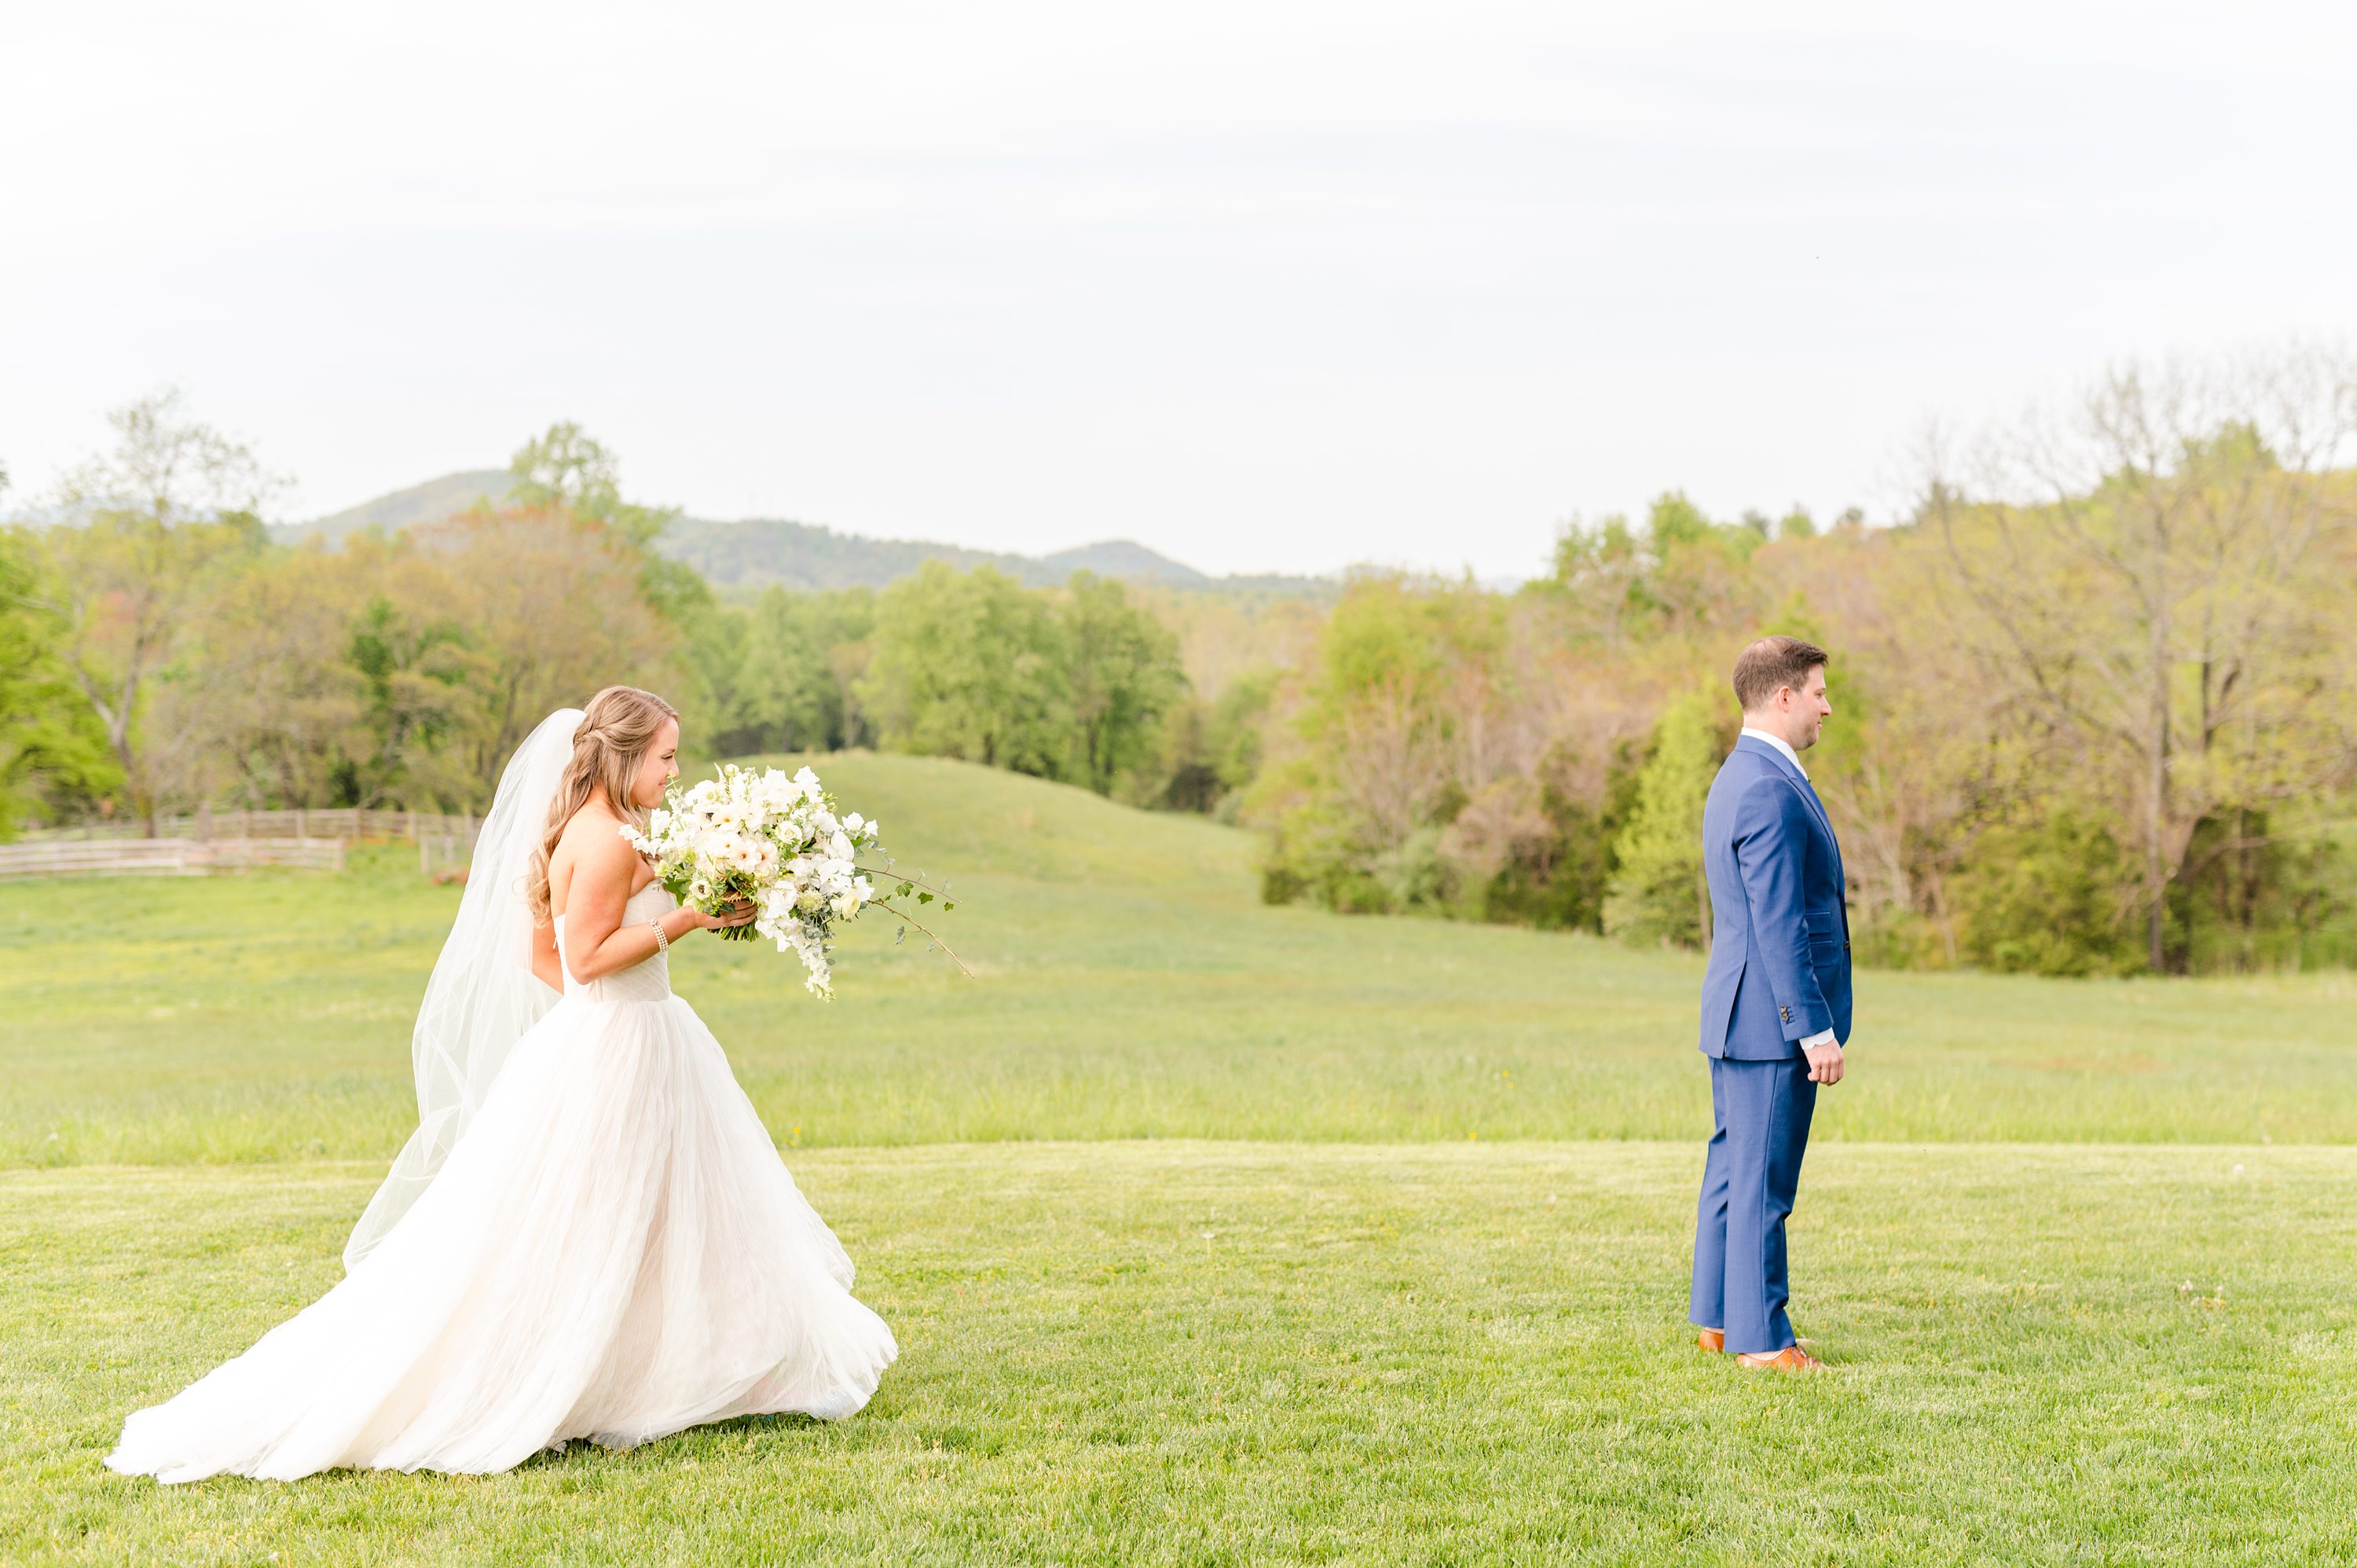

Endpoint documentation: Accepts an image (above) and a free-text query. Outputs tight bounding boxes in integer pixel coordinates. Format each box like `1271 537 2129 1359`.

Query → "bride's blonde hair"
526 685 679 923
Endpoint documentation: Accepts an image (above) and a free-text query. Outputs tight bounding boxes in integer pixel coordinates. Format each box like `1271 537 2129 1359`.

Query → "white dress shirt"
1740 726 1806 779
1740 727 1837 1054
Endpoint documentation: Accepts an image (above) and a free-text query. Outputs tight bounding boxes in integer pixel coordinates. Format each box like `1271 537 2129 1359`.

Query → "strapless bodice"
553 882 676 1003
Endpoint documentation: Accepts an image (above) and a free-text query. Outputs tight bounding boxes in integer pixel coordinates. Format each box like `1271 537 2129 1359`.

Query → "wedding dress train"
107 883 896 1483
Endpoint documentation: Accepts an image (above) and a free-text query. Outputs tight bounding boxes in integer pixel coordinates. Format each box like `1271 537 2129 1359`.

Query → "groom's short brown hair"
1732 636 1830 712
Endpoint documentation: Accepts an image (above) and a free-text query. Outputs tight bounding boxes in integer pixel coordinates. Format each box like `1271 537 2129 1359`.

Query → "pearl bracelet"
648 917 669 955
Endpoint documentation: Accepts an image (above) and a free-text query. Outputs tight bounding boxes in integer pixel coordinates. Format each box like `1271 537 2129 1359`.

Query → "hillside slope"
284 469 515 544
746 750 1256 893
5 751 2357 1167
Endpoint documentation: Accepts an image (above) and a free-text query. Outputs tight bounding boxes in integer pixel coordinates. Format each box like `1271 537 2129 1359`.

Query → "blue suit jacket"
1698 736 1852 1059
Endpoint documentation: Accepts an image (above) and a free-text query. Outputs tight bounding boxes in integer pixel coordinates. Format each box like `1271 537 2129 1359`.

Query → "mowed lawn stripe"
8 1141 2356 1565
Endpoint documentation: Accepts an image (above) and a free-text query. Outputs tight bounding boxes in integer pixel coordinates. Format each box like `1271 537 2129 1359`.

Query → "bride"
108 687 897 1483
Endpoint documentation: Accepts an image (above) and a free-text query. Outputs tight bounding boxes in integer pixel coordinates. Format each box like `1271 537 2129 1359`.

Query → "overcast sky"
5 2 2354 578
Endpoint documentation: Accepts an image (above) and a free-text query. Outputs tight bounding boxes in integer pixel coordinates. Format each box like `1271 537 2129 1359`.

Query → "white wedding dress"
108 881 897 1483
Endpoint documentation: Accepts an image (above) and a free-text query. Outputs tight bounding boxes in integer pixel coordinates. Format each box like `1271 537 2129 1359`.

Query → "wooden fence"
20 808 477 844
0 837 348 881
5 808 478 880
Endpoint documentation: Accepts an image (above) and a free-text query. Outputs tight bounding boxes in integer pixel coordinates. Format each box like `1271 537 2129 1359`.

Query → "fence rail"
20 808 478 844
0 837 348 881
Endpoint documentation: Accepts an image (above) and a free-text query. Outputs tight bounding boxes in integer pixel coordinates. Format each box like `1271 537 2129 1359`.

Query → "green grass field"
5 756 2355 1563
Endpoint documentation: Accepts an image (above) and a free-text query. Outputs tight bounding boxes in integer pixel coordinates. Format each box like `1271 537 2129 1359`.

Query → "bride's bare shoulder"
555 804 637 870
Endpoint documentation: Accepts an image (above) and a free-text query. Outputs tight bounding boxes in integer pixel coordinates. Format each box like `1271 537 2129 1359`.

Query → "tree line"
1245 354 2357 975
0 397 1210 841
7 351 2354 976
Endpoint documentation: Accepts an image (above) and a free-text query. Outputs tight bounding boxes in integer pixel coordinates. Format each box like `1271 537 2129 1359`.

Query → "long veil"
343 708 582 1270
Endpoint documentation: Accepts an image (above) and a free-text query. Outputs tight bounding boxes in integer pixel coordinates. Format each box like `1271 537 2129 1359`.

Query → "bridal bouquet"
620 763 960 998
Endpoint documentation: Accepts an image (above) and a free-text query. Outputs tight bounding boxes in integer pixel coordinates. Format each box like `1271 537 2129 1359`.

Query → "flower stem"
871 900 976 977
858 864 952 898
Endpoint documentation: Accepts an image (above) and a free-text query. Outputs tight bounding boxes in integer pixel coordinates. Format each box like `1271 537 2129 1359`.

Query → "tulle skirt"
107 993 896 1483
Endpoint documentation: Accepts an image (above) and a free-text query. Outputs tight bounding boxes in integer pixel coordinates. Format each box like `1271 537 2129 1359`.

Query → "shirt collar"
1740 726 1808 780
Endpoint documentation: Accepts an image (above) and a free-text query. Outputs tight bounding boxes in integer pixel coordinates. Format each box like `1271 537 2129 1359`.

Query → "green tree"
1250 574 1507 910
1059 572 1182 795
1548 494 1769 653
1923 360 2357 971
1955 814 2145 976
508 421 709 622
860 562 1074 778
705 587 878 756
337 571 483 808
1604 686 1731 950
38 390 276 832
0 529 119 837
1152 669 1275 814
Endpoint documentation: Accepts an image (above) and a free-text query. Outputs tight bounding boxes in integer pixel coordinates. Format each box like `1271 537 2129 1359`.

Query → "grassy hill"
3 753 2352 1167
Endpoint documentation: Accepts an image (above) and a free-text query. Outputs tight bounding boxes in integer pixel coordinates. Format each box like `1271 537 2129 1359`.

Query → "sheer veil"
343 708 582 1270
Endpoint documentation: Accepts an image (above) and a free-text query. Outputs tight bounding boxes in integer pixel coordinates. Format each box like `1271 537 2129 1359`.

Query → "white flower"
636 760 892 1002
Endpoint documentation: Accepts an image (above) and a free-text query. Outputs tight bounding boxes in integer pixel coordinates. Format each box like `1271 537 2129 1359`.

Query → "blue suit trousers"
1689 1056 1817 1355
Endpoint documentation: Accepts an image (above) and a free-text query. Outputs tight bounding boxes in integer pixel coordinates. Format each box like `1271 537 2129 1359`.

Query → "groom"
1688 636 1849 1373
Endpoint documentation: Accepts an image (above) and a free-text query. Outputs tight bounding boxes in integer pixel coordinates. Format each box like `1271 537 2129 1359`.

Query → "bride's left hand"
680 898 757 932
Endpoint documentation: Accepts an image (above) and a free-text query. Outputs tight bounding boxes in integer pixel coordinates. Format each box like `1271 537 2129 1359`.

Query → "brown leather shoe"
1736 1345 1826 1373
1697 1328 1725 1354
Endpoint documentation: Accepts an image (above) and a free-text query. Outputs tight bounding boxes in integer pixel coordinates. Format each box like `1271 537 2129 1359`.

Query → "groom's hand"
1804 1040 1845 1085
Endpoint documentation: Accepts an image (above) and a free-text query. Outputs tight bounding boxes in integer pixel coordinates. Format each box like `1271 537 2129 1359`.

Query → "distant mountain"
280 469 515 545
656 519 1216 592
660 517 1029 589
282 471 1326 595
1036 540 1208 586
